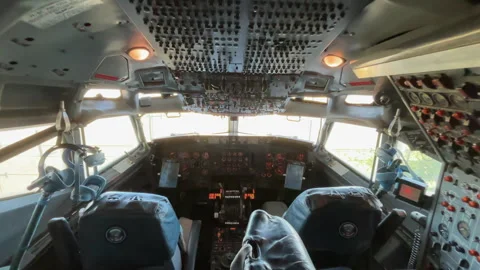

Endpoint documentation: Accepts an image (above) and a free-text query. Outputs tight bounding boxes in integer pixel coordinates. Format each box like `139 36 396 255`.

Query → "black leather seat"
231 209 317 270
283 187 383 269
49 192 201 270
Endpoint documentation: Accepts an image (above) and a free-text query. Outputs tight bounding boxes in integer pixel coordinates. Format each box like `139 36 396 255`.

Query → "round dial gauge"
408 92 421 104
432 93 449 107
419 93 434 105
457 221 470 240
438 223 449 240
449 94 467 107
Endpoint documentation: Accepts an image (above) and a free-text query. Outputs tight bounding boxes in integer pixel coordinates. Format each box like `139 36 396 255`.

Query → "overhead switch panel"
117 0 369 74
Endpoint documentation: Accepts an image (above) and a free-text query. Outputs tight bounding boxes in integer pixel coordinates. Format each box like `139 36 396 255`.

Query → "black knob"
449 241 458 247
455 246 465 253
442 243 451 252
459 259 469 268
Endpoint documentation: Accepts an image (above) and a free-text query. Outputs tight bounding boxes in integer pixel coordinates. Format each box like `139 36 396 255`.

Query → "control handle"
411 211 427 228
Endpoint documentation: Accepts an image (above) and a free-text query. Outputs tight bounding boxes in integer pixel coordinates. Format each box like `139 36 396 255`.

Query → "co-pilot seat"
48 192 201 270
282 187 386 269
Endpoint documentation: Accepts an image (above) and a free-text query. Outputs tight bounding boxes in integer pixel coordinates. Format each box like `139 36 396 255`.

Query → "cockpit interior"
1 0 480 269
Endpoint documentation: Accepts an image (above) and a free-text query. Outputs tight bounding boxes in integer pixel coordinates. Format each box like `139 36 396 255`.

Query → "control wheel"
220 252 236 269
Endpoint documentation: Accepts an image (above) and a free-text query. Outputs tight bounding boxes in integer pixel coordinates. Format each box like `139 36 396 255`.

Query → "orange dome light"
323 55 346 68
127 47 150 61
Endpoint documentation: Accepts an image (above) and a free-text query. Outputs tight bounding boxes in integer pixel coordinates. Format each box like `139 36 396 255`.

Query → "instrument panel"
151 136 311 189
395 69 480 270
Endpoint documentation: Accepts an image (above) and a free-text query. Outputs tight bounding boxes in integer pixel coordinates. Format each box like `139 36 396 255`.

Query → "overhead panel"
117 0 370 74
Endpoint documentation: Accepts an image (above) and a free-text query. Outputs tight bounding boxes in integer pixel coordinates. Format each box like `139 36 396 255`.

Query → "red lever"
469 249 479 256
447 205 456 212
469 201 479 208
444 176 453 182
435 110 446 117
411 106 419 112
441 201 449 207
462 196 471 203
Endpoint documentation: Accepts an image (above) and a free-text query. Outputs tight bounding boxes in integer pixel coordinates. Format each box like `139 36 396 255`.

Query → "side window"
325 122 379 178
395 141 442 195
83 116 139 171
0 125 65 199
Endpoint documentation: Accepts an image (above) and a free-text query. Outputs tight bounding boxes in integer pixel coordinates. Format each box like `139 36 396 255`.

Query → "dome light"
128 47 150 61
323 55 346 68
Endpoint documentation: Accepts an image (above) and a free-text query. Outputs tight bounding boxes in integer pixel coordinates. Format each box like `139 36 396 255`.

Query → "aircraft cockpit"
1 0 480 270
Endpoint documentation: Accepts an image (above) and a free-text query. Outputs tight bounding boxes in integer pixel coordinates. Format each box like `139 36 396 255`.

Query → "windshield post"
229 116 238 135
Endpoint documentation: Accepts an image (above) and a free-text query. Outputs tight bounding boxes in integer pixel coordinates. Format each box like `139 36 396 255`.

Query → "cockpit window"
394 141 441 195
0 124 50 149
238 115 323 143
0 124 65 199
325 123 379 178
142 113 229 140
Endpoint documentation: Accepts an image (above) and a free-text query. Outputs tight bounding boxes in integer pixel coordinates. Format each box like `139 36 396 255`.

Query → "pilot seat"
48 192 201 270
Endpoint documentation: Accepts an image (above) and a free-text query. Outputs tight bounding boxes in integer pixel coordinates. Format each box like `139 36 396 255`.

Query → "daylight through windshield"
142 113 323 143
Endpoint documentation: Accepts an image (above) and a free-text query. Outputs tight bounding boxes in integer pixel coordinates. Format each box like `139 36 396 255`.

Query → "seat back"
231 210 316 270
283 187 383 268
78 192 181 270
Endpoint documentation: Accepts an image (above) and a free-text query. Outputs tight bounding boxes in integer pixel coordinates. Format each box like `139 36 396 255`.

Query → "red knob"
447 205 456 212
455 138 465 146
473 144 480 153
435 110 446 117
452 112 465 120
422 108 431 114
469 249 479 256
441 201 450 207
469 201 479 208
462 129 472 136
462 196 471 203
411 106 419 112
444 175 454 182
439 134 449 141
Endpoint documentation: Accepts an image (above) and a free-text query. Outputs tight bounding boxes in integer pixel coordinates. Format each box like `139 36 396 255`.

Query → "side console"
393 70 480 269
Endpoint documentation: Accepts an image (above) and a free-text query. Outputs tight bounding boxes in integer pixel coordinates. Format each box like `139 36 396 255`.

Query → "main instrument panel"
151 136 311 189
394 69 480 269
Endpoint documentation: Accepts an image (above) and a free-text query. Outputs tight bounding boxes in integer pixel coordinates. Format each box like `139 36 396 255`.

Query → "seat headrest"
231 210 315 270
78 192 180 270
283 187 383 256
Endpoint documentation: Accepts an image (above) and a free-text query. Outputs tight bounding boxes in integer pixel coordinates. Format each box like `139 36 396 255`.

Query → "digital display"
209 193 222 200
398 184 422 203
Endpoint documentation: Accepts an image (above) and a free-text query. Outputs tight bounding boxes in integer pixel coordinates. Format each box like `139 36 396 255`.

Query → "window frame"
323 121 381 182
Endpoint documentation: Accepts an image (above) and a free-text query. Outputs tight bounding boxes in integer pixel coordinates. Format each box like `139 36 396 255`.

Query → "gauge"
438 223 449 240
432 93 449 107
457 221 470 240
449 94 468 107
419 93 434 105
408 92 421 104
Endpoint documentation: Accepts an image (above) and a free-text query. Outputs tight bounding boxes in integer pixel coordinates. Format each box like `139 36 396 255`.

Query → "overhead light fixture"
127 47 150 61
323 55 346 68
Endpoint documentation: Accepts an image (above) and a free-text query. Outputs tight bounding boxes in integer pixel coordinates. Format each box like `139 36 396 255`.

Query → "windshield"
238 115 323 143
142 113 323 143
142 113 228 140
